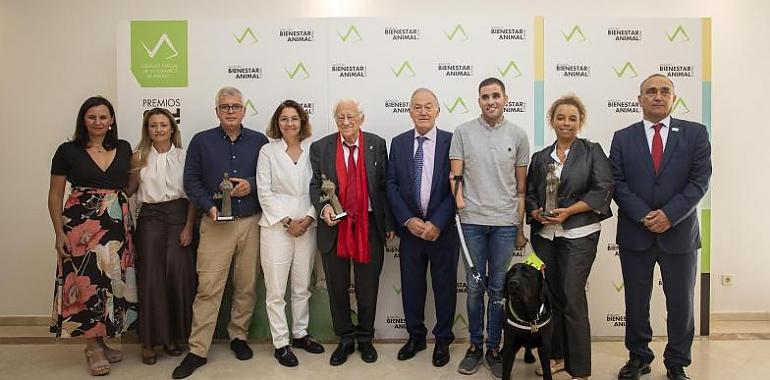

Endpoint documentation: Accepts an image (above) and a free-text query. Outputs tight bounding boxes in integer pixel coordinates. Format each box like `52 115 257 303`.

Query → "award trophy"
319 174 347 221
212 172 235 222
540 163 560 217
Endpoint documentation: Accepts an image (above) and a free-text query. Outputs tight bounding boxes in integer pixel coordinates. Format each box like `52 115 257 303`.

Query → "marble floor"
0 321 768 380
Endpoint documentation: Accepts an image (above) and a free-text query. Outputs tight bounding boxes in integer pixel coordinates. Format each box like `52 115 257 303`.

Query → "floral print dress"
50 140 137 338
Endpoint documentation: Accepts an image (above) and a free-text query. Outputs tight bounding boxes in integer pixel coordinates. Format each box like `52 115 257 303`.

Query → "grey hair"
214 86 243 106
410 88 440 108
639 73 675 94
333 98 364 117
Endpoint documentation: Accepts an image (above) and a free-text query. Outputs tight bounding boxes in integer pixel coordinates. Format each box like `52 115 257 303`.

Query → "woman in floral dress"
47 96 137 376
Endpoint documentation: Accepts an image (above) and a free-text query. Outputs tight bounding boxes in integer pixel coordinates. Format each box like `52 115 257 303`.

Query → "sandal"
142 347 157 365
164 342 183 357
84 348 111 376
535 359 565 376
102 346 123 363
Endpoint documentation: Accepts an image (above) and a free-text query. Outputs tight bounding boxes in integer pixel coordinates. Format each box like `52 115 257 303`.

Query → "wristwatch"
282 218 292 231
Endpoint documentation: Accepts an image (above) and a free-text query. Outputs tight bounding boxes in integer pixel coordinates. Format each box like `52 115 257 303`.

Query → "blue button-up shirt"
184 126 268 217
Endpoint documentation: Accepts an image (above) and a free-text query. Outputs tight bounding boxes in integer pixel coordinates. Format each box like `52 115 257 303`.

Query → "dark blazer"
609 118 711 253
309 131 394 254
525 138 614 234
386 128 456 236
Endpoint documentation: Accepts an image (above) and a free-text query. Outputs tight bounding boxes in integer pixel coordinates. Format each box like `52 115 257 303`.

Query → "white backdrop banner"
117 17 710 339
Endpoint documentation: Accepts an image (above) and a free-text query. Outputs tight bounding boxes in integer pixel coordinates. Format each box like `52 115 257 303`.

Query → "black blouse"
50 140 132 190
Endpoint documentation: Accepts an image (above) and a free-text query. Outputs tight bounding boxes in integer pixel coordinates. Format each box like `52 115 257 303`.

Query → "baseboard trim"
0 316 49 326
711 312 770 321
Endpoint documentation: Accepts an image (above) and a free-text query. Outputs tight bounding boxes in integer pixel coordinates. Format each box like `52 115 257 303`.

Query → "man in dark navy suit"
386 88 459 367
610 74 711 380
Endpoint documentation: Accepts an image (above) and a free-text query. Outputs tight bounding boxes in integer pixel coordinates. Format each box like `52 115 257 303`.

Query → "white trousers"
260 224 317 348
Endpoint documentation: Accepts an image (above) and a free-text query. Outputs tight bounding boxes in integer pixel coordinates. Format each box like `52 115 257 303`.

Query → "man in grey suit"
309 99 395 366
610 74 711 380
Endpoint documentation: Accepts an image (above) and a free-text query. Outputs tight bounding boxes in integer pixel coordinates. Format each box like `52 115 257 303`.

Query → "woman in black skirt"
128 107 196 365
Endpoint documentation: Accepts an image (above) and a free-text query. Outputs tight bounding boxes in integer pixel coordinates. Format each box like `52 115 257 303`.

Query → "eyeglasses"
218 104 244 112
335 114 359 123
278 116 301 124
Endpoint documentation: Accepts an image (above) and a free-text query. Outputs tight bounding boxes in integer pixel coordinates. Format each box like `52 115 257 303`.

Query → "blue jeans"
461 224 517 350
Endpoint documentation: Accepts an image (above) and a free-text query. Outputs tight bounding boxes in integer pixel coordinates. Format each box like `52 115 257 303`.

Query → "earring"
108 126 112 130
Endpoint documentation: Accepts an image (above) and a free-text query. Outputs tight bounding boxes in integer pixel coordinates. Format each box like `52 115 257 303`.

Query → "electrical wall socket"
721 274 734 286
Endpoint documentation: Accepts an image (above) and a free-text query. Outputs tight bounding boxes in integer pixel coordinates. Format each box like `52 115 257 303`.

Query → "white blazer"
257 138 316 227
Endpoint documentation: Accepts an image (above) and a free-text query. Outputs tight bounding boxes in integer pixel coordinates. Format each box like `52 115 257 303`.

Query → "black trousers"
399 229 459 343
531 231 599 378
620 244 696 369
321 222 383 343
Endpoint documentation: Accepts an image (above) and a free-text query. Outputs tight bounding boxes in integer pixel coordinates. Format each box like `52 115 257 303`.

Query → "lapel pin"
672 127 680 132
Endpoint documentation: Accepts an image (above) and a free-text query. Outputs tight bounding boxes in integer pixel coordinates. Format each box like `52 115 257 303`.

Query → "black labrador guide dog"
502 262 553 380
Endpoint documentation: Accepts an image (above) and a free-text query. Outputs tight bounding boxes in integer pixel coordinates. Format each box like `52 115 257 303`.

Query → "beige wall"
0 0 766 316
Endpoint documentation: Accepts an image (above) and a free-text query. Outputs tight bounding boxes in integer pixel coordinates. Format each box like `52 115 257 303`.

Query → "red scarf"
335 131 370 263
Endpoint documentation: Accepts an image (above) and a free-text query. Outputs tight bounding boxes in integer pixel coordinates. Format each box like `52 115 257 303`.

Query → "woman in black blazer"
525 95 614 380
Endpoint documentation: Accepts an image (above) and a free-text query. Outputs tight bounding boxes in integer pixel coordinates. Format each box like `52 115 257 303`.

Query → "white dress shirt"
257 138 316 227
643 115 671 153
137 145 187 203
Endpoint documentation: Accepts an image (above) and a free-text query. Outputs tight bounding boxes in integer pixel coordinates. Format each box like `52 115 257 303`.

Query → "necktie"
651 123 663 174
414 136 427 216
345 143 359 219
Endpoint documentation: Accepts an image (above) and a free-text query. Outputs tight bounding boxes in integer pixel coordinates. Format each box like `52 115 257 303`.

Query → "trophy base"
216 215 235 222
332 212 347 221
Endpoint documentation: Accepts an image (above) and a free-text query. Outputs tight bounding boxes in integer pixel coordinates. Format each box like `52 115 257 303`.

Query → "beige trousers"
188 215 260 358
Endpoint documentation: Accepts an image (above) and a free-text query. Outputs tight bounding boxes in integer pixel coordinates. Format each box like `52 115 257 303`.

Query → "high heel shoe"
84 348 111 376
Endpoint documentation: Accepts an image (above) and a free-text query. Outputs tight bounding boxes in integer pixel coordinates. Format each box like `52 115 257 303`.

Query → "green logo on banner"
444 24 468 41
497 60 522 77
613 61 638 79
244 99 258 117
562 25 586 42
672 97 690 115
233 27 258 45
453 314 468 328
666 25 690 42
444 97 469 114
285 62 310 79
612 281 625 292
131 20 188 87
391 61 416 77
337 25 362 42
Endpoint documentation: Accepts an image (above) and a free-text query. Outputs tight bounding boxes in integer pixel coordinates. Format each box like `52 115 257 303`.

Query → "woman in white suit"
257 100 325 367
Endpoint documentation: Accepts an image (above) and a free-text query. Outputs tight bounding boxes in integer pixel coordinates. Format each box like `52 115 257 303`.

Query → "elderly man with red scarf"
309 98 395 366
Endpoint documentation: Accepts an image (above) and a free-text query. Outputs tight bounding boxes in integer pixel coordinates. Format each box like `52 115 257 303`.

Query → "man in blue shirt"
173 86 268 379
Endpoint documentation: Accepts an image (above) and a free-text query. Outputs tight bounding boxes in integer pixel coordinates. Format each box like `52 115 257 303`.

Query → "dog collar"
507 302 551 333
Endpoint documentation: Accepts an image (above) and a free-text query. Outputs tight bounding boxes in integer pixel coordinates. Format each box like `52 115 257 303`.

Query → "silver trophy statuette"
540 163 560 217
319 174 347 221
212 172 235 222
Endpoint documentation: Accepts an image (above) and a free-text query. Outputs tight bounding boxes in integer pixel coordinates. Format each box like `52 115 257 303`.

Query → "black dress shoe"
358 341 378 363
397 338 426 360
292 335 325 354
230 338 253 360
172 353 207 379
618 358 652 379
667 367 691 380
274 346 299 367
329 341 355 366
432 341 450 367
